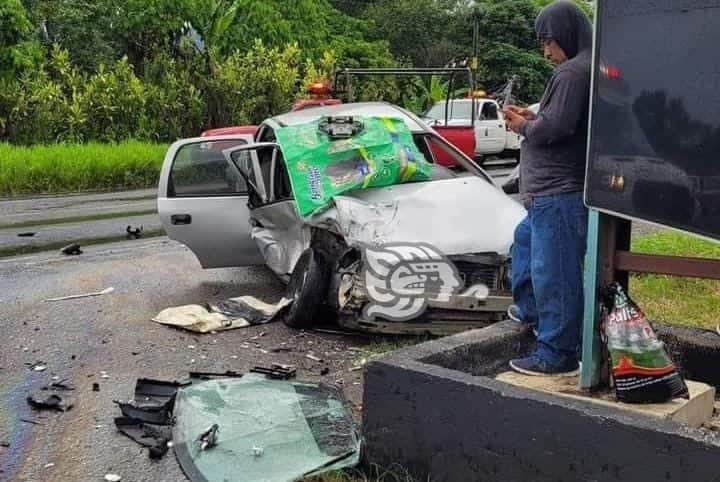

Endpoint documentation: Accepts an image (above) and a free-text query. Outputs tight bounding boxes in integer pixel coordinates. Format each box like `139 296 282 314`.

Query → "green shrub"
207 40 300 126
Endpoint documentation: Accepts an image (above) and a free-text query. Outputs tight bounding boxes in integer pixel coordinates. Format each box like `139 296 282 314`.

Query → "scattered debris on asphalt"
153 297 291 333
250 364 296 380
0 442 9 448
197 424 220 451
320 368 330 376
20 418 43 425
26 393 65 412
17 232 36 237
271 345 292 353
30 363 47 372
188 371 243 381
114 417 171 459
113 378 191 459
44 287 114 303
100 371 110 379
115 400 173 426
126 225 144 239
306 353 324 363
46 380 74 391
104 474 122 482
60 243 83 256
44 463 55 469
92 383 100 392
250 331 267 340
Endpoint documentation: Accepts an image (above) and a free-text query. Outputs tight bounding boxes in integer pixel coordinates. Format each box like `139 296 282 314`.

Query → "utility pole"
471 12 479 74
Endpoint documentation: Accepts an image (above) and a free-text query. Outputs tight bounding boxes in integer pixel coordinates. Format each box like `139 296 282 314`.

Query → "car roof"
270 102 428 133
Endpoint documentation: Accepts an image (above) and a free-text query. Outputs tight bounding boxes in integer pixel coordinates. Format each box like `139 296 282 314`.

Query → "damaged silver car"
158 103 526 335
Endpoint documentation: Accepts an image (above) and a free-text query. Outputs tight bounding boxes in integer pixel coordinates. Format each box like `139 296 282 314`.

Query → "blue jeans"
511 192 588 367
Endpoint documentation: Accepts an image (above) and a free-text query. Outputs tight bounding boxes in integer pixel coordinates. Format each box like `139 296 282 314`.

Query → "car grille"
450 254 509 292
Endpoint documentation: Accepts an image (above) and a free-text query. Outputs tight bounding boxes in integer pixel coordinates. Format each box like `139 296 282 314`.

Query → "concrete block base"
362 321 720 482
495 372 715 428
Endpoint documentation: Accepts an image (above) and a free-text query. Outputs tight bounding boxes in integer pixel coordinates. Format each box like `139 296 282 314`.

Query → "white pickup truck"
422 98 522 164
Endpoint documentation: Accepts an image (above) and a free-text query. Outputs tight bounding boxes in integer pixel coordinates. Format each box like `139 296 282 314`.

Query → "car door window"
480 102 499 121
170 140 248 197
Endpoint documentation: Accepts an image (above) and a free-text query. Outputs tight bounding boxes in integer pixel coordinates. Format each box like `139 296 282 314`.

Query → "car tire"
283 248 331 329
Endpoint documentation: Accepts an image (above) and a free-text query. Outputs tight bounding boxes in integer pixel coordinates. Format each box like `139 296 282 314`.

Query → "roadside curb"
0 188 157 202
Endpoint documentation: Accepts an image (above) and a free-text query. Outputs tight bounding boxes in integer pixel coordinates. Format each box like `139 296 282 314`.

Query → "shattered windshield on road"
172 374 361 482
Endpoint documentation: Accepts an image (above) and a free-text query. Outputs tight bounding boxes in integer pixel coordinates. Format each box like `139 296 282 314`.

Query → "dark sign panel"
585 0 720 240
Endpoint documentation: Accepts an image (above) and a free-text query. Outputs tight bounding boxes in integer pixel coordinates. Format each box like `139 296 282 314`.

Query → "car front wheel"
282 248 331 329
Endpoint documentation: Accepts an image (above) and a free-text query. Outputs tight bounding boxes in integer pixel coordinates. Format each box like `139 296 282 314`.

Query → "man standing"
502 1 593 376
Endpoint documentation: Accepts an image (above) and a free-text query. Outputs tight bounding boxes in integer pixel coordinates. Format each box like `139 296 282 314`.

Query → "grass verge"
630 230 720 330
0 141 167 196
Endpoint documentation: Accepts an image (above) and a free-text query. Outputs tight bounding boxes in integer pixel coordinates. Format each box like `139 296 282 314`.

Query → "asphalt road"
0 214 162 254
0 189 156 227
0 238 370 482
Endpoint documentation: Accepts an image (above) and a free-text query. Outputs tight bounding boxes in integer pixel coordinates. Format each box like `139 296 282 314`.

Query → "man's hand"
503 105 536 121
504 109 527 134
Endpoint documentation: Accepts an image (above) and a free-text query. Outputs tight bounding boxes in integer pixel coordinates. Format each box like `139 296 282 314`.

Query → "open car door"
157 136 264 268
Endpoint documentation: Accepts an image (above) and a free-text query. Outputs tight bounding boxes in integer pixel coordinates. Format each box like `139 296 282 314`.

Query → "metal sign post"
580 210 720 389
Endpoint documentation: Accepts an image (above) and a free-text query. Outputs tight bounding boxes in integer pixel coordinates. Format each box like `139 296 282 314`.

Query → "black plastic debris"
188 371 243 381
126 225 143 239
46 380 75 391
250 364 296 380
135 378 190 406
92 383 100 392
60 243 83 255
115 400 173 425
17 232 36 237
27 393 64 412
206 299 273 325
113 378 190 460
20 418 42 425
114 416 171 460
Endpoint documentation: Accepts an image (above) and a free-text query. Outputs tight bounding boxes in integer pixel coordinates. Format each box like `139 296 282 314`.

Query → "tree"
0 0 41 78
366 0 465 67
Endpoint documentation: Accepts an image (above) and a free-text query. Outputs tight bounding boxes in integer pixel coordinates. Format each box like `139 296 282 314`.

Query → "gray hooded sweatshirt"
518 1 593 206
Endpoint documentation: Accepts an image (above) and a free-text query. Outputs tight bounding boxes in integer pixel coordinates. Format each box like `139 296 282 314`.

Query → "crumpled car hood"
319 177 526 256
252 177 526 278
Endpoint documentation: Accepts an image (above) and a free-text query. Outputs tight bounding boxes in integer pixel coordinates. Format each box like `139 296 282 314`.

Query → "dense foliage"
0 0 594 144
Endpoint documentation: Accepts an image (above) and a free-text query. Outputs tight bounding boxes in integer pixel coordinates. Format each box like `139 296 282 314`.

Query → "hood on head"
535 1 592 59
